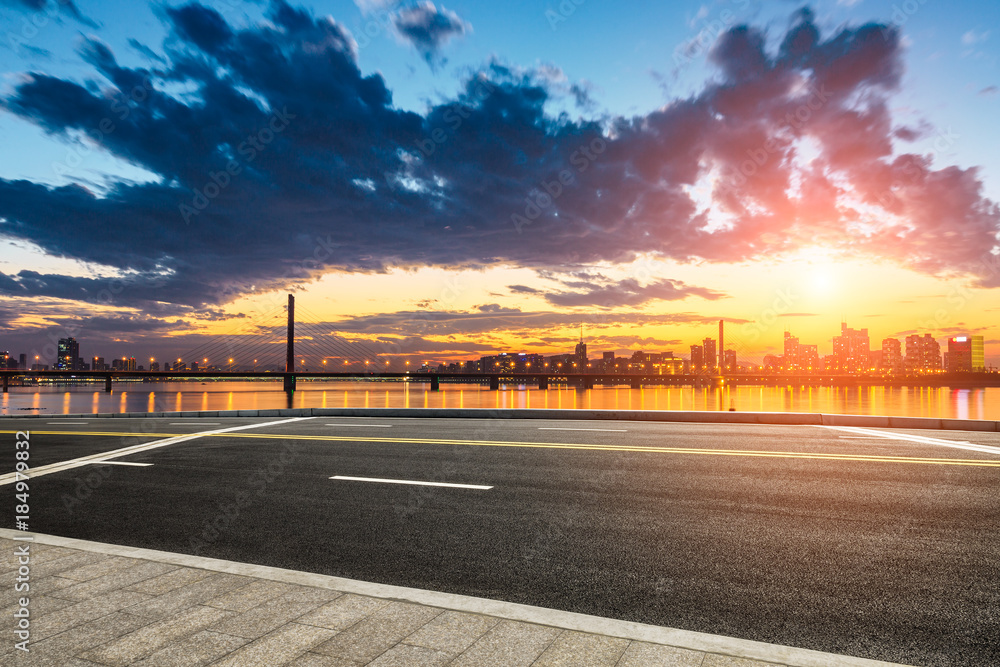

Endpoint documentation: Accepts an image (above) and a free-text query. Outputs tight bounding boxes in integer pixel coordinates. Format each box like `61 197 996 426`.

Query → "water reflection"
0 381 998 419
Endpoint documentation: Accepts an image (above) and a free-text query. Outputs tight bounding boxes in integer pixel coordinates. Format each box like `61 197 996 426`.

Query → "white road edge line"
91 460 153 467
324 424 393 427
0 416 314 486
818 425 1000 456
47 422 88 425
330 475 492 490
538 427 628 432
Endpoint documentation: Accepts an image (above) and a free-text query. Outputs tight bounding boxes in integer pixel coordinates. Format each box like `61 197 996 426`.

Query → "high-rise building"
723 349 737 372
112 357 137 371
947 336 985 372
56 337 80 370
92 357 106 371
905 334 941 372
18 353 26 370
627 351 681 374
881 338 903 373
702 337 717 373
689 344 704 372
832 323 870 373
718 320 724 373
574 330 587 367
781 332 818 371
783 332 799 370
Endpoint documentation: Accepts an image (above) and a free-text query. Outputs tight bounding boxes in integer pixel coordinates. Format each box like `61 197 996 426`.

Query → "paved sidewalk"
2 532 909 667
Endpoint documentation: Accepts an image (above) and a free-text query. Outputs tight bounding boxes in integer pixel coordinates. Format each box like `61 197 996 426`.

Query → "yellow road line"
5 430 1000 467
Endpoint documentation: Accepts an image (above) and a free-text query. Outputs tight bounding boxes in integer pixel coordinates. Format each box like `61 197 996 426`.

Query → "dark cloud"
330 308 723 337
596 335 684 349
508 285 542 294
476 303 521 313
1 0 97 27
0 2 997 318
391 1 469 63
165 3 234 54
128 38 166 63
373 335 491 355
45 315 193 334
544 278 725 308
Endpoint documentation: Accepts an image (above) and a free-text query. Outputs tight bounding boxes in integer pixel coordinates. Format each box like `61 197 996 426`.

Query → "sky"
0 0 998 369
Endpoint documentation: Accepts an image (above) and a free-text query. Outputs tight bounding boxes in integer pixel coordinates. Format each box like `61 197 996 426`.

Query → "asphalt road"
4 416 1000 666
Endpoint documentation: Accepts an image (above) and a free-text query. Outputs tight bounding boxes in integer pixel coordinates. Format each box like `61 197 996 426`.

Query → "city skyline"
4 320 993 375
1 0 999 368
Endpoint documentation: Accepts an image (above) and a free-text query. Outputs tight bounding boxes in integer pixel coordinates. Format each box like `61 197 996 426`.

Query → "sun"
809 267 836 296
792 247 840 298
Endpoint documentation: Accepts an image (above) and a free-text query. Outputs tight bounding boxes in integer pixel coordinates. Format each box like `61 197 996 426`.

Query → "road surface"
4 416 999 666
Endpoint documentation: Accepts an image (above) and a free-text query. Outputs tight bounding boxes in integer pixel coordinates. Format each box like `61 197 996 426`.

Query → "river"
2 380 998 420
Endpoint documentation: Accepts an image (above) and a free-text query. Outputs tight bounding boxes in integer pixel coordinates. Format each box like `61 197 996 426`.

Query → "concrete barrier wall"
4 407 998 432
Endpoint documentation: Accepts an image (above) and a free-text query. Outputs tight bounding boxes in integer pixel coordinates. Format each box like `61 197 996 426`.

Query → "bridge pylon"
283 294 296 391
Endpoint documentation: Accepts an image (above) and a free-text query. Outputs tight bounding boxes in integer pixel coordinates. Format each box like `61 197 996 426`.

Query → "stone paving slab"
1 532 913 667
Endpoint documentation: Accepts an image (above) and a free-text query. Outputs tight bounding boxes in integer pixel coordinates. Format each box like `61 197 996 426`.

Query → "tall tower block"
718 319 724 374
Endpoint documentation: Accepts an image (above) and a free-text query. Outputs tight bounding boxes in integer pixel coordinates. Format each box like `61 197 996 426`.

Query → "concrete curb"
3 407 998 432
1 530 910 667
